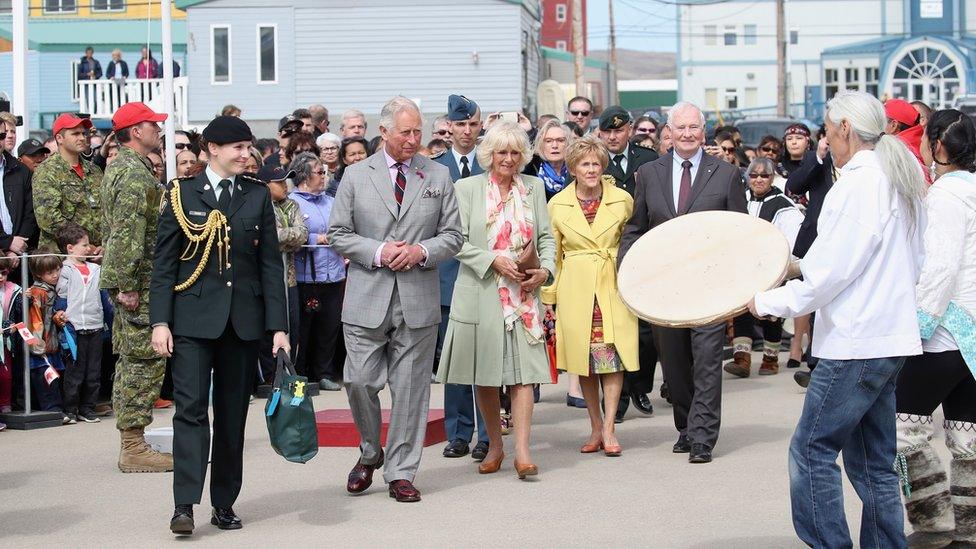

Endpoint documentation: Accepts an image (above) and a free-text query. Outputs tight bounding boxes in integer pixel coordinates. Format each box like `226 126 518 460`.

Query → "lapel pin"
203 184 210 190
237 184 242 191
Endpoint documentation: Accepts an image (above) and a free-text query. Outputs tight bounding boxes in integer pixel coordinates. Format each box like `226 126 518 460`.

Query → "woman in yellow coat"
541 136 638 456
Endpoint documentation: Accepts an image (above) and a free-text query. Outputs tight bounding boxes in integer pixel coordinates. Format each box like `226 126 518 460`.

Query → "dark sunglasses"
635 127 656 134
749 172 772 179
434 129 452 136
569 110 591 117
760 146 780 154
174 143 191 150
721 146 736 154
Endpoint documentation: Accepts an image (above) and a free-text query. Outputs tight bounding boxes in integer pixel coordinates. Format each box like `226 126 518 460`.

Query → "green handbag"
265 352 319 464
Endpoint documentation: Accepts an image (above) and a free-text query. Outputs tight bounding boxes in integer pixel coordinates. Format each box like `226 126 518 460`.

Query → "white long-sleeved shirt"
754 149 924 360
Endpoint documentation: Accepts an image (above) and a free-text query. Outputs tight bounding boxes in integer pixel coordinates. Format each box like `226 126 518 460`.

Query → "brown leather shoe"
514 461 538 480
758 355 779 375
723 351 752 378
478 452 505 474
580 440 604 453
346 451 384 494
388 479 421 502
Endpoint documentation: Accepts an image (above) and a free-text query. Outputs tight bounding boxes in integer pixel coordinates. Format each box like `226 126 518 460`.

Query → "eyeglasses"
635 127 656 134
569 110 591 117
434 130 452 136
760 146 780 154
313 169 327 175
749 172 772 179
320 146 339 152
721 146 736 154
174 143 191 150
543 137 567 145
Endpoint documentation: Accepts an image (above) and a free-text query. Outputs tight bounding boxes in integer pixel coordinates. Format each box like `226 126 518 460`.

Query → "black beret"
598 106 632 131
447 94 478 121
202 115 254 145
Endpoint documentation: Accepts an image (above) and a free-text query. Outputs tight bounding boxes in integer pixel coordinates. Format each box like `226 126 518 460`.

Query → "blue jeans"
789 357 907 549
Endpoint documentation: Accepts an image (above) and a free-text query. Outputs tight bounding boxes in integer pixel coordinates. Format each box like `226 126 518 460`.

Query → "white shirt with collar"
754 149 924 360
610 145 630 174
372 150 428 267
671 147 704 211
451 147 476 176
205 165 236 202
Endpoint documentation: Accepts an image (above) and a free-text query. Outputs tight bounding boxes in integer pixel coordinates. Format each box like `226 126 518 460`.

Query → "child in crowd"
55 224 107 424
28 251 69 424
0 257 24 431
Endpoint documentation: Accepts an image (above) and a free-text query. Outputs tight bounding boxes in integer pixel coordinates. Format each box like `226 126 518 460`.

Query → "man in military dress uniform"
598 106 660 422
150 115 288 536
100 102 173 474
33 113 104 253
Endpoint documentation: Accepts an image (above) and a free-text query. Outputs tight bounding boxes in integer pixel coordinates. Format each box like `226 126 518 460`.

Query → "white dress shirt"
754 149 924 360
372 150 427 267
671 147 703 211
451 147 475 176
205 165 236 202
0 155 11 235
611 145 629 174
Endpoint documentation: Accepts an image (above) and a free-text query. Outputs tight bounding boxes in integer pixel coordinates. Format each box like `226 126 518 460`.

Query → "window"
724 88 739 109
865 67 879 97
555 40 567 51
789 29 799 45
704 25 717 46
555 3 566 22
825 68 839 99
0 0 13 13
257 25 277 83
745 87 758 108
845 67 860 90
70 60 80 102
704 88 718 110
43 0 76 13
211 25 231 84
724 25 737 46
91 0 124 11
744 24 757 45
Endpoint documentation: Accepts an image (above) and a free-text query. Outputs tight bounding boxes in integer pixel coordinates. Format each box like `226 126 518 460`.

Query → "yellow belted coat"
541 176 638 376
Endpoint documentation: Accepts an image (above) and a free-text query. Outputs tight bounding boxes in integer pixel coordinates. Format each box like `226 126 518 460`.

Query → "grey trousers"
653 321 725 449
343 291 437 483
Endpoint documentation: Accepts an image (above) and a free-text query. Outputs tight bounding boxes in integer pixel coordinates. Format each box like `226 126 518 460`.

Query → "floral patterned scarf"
486 174 543 343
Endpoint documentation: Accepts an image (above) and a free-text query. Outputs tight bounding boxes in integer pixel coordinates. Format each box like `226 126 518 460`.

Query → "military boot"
119 427 174 473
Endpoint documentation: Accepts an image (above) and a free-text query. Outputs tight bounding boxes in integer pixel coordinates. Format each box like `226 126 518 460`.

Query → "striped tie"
394 162 407 204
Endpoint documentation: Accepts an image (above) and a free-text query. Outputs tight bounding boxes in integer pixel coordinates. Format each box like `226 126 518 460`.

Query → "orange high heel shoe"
604 445 622 457
515 461 538 480
580 440 604 453
478 452 505 474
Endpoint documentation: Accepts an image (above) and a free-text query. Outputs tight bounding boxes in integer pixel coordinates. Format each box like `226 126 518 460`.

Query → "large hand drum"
617 211 791 328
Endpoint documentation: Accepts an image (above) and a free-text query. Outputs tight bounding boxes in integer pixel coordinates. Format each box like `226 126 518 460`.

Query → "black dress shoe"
211 507 242 530
471 441 489 461
170 504 194 536
672 435 691 453
689 443 713 463
442 439 470 458
631 392 654 416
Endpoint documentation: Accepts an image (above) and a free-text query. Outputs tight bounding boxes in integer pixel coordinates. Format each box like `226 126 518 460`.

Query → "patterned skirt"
589 298 624 375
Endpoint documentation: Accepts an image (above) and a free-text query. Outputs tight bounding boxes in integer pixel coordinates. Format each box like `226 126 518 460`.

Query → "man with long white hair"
750 90 927 548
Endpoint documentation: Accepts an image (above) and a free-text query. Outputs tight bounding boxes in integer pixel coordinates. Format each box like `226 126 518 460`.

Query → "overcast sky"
586 0 679 53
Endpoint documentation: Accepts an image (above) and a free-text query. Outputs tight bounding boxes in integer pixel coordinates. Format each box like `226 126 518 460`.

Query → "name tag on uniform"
189 210 207 217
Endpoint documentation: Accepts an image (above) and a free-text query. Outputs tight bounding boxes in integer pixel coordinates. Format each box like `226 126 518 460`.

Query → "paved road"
2 355 930 548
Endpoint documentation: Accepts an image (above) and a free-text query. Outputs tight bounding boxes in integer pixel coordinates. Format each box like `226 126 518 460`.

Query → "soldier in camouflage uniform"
99 102 171 473
32 114 103 253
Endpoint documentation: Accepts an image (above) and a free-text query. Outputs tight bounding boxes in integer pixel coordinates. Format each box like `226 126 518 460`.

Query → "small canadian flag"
14 322 38 345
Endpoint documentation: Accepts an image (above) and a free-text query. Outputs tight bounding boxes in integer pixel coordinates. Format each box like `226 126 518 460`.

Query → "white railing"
77 77 189 129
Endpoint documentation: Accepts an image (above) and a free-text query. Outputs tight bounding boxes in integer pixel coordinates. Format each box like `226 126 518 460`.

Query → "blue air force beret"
599 106 632 131
202 115 254 145
447 94 479 121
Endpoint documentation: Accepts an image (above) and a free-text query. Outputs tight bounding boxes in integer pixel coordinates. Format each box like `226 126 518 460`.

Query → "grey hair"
476 121 532 173
746 156 775 176
432 115 449 130
667 101 706 128
288 151 322 188
825 90 926 225
315 132 341 149
378 97 421 131
533 118 574 159
342 108 367 128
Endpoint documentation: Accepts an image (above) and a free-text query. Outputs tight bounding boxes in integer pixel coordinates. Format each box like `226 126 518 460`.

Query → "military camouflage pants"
110 293 166 431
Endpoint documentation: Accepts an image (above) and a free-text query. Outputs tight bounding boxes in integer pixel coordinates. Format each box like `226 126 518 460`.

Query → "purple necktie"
394 163 407 204
676 160 692 213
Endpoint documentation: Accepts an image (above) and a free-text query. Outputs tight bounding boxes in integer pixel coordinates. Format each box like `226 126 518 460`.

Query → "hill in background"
588 48 676 80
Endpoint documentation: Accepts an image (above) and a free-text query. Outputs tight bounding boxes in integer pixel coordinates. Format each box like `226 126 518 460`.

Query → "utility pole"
572 0 586 97
609 0 620 104
776 0 787 116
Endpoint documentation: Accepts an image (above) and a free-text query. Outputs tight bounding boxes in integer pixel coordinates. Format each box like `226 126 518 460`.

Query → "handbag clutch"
515 240 540 274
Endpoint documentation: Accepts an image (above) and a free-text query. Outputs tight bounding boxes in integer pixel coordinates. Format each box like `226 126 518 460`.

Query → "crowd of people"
0 84 972 547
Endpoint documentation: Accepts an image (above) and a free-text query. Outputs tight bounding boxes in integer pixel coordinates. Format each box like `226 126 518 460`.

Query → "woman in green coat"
437 122 556 480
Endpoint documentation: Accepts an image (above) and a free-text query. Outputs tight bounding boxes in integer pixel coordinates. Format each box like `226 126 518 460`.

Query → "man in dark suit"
619 101 747 464
597 106 659 422
150 116 289 535
432 94 489 461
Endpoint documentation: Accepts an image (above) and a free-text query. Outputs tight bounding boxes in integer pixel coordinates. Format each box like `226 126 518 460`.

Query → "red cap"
111 102 167 131
52 113 93 135
885 99 920 127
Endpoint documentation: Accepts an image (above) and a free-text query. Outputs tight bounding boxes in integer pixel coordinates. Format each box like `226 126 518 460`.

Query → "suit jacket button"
226 281 232 287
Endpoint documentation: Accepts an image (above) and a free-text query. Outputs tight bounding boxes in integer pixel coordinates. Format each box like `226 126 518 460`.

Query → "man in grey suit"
619 101 747 464
327 97 463 502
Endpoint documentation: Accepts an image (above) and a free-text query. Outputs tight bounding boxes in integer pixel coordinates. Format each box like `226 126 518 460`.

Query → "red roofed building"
541 0 586 54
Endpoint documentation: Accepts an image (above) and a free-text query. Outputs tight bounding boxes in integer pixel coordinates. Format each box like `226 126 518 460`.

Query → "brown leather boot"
759 354 780 375
723 351 752 378
118 427 174 473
